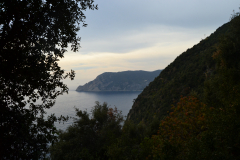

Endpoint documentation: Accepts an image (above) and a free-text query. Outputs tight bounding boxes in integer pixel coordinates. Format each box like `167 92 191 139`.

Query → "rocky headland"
76 70 162 91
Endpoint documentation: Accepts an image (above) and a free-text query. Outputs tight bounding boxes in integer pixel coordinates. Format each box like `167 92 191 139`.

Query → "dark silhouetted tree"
0 0 97 159
50 102 124 160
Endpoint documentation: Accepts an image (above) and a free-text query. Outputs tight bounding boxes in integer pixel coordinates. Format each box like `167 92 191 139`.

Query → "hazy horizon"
59 1 240 90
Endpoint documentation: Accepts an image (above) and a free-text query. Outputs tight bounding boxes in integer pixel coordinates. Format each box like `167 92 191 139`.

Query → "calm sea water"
46 90 141 130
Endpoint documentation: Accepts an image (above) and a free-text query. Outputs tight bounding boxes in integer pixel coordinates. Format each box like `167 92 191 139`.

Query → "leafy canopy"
0 0 97 159
50 102 124 160
143 11 240 160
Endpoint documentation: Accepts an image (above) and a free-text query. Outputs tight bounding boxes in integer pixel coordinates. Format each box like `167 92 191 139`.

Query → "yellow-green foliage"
148 96 206 160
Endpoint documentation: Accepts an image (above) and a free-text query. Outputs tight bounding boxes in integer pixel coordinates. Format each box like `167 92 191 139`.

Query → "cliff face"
76 70 162 91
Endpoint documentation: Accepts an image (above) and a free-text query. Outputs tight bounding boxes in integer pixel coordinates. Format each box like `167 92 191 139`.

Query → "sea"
46 90 141 130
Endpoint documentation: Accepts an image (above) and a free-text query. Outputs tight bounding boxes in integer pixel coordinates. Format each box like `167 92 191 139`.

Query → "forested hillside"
76 70 162 91
127 22 230 124
50 12 240 160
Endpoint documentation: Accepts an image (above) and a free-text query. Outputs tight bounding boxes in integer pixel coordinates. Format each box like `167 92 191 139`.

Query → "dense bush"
50 102 123 160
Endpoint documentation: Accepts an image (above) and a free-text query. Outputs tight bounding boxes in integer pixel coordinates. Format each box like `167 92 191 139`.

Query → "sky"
59 0 240 90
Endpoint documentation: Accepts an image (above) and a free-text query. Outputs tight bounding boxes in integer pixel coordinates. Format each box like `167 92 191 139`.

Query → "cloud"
60 0 240 90
73 66 97 70
82 0 238 30
60 26 201 75
77 24 208 55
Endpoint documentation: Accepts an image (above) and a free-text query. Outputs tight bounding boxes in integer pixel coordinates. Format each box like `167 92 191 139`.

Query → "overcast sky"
59 0 240 90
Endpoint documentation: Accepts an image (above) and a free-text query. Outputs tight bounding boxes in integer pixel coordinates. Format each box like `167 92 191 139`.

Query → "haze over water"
47 90 141 130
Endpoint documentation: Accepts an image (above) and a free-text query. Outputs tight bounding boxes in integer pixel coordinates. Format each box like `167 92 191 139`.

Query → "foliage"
49 11 240 160
158 96 206 144
50 102 124 160
76 70 162 91
144 12 240 160
107 120 150 160
0 0 97 159
127 21 231 124
69 11 240 160
146 96 206 160
105 11 240 160
189 11 240 160
2 1 238 158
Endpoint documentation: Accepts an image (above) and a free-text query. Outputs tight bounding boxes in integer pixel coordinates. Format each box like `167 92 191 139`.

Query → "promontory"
76 70 162 91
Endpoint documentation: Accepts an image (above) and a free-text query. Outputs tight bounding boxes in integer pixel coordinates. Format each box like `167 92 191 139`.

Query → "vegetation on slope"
127 21 230 124
50 102 124 160
144 12 240 159
76 70 162 91
50 11 240 160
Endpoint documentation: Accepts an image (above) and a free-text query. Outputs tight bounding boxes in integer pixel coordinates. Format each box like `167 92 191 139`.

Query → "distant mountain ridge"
76 70 162 91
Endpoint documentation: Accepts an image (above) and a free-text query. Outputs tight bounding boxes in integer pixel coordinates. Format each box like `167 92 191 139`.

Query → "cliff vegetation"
76 70 162 91
50 11 240 160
